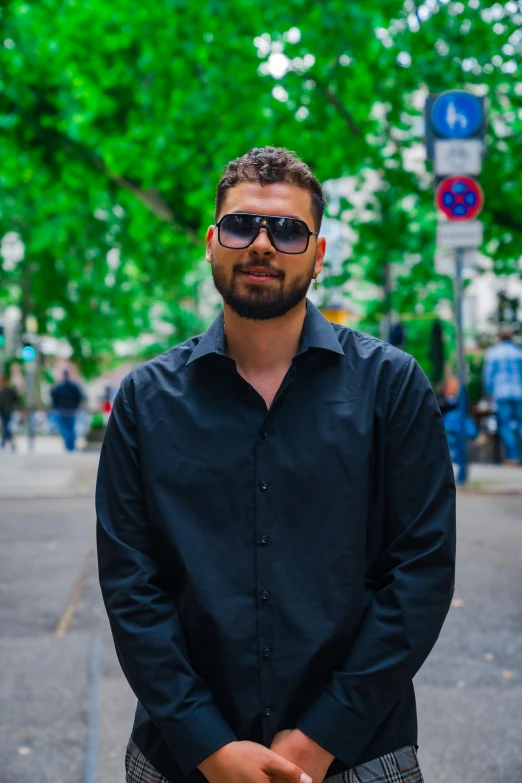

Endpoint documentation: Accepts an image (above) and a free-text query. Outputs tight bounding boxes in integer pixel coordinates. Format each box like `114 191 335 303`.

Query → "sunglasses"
216 213 318 255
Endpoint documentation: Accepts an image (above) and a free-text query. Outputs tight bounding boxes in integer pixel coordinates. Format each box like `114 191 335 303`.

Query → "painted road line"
84 635 103 783
55 548 95 637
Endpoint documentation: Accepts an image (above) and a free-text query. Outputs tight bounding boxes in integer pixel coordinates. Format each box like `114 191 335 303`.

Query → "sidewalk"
0 437 100 498
462 463 522 494
3 434 89 456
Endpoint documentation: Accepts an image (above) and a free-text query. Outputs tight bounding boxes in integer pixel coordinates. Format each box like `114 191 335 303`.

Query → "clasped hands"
269 728 335 783
197 727 335 783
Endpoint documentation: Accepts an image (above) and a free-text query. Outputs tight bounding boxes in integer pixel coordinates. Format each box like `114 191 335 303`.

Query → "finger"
264 752 312 783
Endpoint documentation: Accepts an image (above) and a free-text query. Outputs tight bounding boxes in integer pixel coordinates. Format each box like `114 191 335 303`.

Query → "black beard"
210 254 315 321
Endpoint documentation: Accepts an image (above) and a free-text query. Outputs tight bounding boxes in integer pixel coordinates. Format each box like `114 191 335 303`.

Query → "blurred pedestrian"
441 373 460 406
442 407 478 467
97 147 455 783
483 326 522 466
0 374 20 452
436 374 459 415
50 369 84 452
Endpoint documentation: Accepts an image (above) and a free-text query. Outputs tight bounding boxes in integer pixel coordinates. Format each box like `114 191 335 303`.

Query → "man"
50 369 84 452
0 374 20 451
97 147 456 783
483 325 522 465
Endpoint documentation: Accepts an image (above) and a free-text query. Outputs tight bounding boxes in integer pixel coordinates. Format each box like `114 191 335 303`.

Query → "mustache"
233 261 284 277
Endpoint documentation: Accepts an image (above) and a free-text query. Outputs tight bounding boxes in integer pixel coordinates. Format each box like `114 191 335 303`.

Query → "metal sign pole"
454 247 468 485
426 90 487 487
25 363 37 453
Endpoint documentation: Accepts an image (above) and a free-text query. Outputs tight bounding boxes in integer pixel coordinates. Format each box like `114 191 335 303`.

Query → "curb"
458 485 522 496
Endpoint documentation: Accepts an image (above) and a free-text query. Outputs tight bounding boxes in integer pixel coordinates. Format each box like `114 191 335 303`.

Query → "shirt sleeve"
96 382 238 776
295 357 456 768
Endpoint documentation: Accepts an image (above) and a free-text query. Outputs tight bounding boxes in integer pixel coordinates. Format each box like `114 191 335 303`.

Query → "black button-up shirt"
96 301 456 783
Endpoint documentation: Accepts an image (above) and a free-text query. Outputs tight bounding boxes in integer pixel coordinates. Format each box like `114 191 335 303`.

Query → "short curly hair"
215 147 326 230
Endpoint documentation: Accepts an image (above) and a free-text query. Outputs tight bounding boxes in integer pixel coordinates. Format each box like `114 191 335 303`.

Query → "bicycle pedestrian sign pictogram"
431 91 483 139
435 176 484 221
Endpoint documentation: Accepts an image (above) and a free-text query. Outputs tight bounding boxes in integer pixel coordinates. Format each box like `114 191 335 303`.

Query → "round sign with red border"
435 176 484 221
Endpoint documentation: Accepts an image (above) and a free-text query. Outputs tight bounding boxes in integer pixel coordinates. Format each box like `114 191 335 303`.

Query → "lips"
240 267 279 278
242 271 279 284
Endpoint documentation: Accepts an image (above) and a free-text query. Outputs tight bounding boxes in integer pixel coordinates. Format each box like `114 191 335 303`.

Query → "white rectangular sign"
437 220 483 249
435 249 477 275
434 139 483 176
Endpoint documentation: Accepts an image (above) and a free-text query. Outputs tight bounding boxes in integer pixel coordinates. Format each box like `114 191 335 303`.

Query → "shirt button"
260 481 268 491
261 590 270 601
261 535 270 545
261 431 268 439
263 707 272 717
263 647 272 658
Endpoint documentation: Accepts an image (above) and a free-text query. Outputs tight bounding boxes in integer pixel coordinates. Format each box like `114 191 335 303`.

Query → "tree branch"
320 85 362 136
304 58 363 137
7 96 202 242
489 210 522 234
91 156 200 241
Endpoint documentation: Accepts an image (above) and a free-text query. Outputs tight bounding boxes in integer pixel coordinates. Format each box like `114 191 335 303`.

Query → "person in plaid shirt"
483 326 522 465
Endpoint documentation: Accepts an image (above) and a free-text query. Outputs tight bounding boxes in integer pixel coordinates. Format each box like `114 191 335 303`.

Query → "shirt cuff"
161 703 238 777
295 690 375 770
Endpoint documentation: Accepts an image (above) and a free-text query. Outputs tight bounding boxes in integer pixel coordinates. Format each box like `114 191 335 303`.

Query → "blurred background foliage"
1 0 521 376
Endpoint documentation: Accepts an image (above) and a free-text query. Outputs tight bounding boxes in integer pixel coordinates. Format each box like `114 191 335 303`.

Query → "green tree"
1 0 521 373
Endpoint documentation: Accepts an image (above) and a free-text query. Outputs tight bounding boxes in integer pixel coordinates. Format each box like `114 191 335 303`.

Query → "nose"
249 227 276 255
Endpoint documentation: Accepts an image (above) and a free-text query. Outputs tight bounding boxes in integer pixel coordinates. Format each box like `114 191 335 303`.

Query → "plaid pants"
126 738 424 783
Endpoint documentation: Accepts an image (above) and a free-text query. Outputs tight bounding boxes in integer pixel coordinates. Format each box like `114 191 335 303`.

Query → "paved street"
0 447 521 782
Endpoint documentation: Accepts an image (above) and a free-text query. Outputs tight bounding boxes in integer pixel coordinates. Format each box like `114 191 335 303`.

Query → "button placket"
255 414 276 743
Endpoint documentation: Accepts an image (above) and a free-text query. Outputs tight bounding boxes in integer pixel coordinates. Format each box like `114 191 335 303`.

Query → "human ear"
314 236 326 276
206 225 215 264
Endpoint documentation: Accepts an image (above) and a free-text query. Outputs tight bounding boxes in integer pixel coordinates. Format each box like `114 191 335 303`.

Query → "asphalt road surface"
0 453 520 783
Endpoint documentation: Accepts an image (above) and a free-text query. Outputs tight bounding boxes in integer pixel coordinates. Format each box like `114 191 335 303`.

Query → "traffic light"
0 325 5 348
21 340 37 362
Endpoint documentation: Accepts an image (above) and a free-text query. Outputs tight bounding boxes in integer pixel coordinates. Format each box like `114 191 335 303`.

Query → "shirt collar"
186 309 226 366
186 299 345 367
298 300 345 356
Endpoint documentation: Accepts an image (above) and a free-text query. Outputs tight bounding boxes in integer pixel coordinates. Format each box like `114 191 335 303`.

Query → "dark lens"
220 214 258 248
269 218 308 253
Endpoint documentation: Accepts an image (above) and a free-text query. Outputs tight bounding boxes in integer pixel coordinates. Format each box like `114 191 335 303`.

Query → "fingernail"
300 774 313 783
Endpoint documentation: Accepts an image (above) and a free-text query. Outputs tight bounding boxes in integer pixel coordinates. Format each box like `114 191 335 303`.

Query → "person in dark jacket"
97 147 456 783
50 369 84 452
0 374 20 451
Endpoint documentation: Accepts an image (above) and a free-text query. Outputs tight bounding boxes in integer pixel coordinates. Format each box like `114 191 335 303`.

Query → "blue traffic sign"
431 91 483 139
